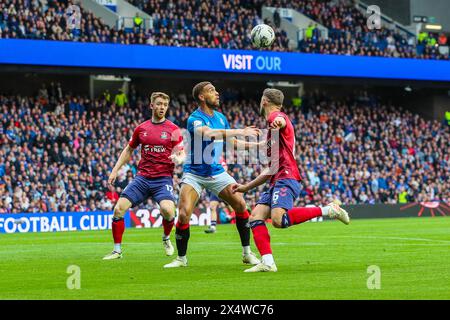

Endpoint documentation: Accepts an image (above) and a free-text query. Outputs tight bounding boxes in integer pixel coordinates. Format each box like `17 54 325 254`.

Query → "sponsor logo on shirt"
144 145 166 153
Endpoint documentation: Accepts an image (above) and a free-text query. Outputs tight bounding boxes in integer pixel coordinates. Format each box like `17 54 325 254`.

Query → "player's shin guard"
235 210 250 247
284 207 322 226
249 220 272 256
162 217 175 239
112 217 125 245
175 221 190 257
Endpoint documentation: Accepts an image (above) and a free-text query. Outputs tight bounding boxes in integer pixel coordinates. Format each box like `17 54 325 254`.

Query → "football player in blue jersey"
164 81 262 268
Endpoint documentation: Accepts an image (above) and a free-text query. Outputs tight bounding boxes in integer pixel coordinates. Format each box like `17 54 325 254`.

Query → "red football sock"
162 218 174 237
176 220 190 230
287 207 322 225
112 218 125 244
251 223 272 256
235 209 250 220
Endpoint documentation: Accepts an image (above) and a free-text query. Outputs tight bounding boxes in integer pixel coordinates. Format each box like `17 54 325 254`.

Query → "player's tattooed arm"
108 145 135 186
232 167 272 193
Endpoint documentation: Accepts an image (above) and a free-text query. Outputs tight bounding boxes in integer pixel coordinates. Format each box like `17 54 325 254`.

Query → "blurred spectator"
103 89 111 103
418 31 428 45
438 33 448 46
105 185 119 205
273 8 281 28
133 12 143 30
114 88 128 107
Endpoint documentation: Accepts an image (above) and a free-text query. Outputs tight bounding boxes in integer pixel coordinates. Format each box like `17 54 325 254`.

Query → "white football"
251 24 275 48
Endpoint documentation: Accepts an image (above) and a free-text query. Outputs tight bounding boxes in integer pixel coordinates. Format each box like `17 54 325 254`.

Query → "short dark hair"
263 88 284 106
192 81 212 103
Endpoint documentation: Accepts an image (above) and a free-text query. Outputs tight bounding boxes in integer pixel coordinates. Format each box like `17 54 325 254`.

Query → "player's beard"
205 97 219 109
260 104 266 117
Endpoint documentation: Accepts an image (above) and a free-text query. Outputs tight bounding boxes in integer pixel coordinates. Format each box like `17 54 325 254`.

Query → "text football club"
0 211 121 233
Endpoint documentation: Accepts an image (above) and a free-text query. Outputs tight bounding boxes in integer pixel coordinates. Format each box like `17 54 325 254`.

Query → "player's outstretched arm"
232 167 273 194
196 126 261 140
108 145 135 186
233 138 267 150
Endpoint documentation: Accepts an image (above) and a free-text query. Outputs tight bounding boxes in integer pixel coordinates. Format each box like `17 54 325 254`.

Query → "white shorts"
181 172 236 198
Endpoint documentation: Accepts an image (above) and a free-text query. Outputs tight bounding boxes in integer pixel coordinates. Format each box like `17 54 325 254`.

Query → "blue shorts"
207 190 220 202
256 179 301 210
121 175 175 207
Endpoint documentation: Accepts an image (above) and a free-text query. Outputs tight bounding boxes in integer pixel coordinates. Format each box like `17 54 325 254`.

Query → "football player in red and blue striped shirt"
233 88 350 272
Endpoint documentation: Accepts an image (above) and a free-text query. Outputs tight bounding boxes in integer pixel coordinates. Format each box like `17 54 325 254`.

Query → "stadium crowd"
0 0 448 60
0 0 290 50
272 0 448 59
1 84 449 214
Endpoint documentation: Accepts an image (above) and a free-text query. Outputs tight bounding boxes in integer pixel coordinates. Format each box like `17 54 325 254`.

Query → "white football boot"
244 262 278 273
102 251 123 260
242 252 260 265
328 199 350 225
163 257 188 268
163 239 175 256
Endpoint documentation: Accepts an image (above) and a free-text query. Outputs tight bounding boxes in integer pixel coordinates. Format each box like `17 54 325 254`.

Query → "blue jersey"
183 108 230 177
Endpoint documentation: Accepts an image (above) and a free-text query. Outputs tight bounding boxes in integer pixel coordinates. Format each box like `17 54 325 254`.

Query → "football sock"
210 220 217 228
262 254 275 266
282 207 322 227
175 221 190 257
249 220 272 256
112 217 125 252
162 217 175 239
235 209 250 247
242 246 251 255
320 206 330 216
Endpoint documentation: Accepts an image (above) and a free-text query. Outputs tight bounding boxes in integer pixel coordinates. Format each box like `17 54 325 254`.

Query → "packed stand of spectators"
127 0 291 50
1 84 449 214
266 0 449 60
0 0 290 50
0 0 114 42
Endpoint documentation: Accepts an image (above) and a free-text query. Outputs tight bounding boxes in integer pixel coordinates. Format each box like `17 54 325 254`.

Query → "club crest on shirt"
161 131 168 139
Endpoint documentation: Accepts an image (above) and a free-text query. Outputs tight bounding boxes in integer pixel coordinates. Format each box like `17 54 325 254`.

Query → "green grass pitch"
1 217 449 300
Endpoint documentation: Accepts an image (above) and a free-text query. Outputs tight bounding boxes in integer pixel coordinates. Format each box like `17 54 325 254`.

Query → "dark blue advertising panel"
1 39 450 81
